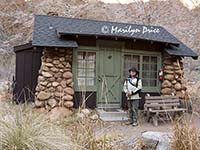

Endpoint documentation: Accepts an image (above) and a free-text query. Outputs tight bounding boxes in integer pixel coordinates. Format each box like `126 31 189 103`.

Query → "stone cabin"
13 14 198 112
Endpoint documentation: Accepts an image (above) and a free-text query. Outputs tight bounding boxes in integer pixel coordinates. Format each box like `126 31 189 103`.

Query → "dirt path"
94 113 200 148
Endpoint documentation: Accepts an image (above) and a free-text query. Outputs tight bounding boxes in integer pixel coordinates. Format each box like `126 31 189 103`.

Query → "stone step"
97 104 120 109
96 108 129 121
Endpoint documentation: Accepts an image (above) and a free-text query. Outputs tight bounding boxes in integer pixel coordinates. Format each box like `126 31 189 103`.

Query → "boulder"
37 91 51 100
172 80 177 84
174 82 182 90
66 78 73 85
43 65 49 72
49 77 56 82
142 131 171 150
60 80 67 88
174 66 181 70
35 86 39 92
164 65 174 70
172 62 179 67
175 70 184 75
55 92 64 97
57 63 64 68
64 101 73 108
59 57 65 62
175 74 179 79
48 98 57 108
57 78 63 82
163 70 174 74
40 81 48 86
52 82 59 87
35 99 45 107
163 59 172 65
52 60 60 65
37 84 46 91
42 71 52 78
46 58 52 63
38 76 45 82
59 69 64 72
64 87 74 95
68 82 74 88
49 87 56 92
46 83 52 88
63 72 73 79
161 80 172 88
63 95 73 101
164 74 174 81
62 61 67 66
54 72 62 78
65 62 71 68
44 63 54 67
56 86 63 92
161 88 172 95
50 67 59 72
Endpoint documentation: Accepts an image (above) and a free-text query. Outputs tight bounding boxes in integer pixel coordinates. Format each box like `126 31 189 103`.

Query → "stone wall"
161 54 189 100
34 48 74 115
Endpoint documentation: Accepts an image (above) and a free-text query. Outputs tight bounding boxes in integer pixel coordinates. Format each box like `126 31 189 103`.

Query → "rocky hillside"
0 0 199 97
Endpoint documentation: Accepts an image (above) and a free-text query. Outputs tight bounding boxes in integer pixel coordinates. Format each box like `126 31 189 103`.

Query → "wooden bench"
144 95 186 126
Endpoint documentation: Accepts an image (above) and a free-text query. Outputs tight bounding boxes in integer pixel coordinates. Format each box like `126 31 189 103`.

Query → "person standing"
123 66 142 126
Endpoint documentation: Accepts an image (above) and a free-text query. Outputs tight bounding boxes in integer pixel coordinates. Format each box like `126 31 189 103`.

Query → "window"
77 51 96 86
142 56 158 87
123 54 160 87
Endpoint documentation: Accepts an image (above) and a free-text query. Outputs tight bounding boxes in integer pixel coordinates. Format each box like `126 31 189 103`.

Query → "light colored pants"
128 99 139 123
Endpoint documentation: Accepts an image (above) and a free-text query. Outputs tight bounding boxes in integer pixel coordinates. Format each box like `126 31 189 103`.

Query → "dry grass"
62 113 123 150
171 114 200 150
0 102 72 150
71 120 118 150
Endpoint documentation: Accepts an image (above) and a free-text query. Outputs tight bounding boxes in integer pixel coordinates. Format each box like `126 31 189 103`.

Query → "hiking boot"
132 122 138 127
125 121 133 125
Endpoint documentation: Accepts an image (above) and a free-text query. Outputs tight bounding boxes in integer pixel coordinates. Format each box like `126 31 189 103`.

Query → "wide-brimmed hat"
129 66 139 74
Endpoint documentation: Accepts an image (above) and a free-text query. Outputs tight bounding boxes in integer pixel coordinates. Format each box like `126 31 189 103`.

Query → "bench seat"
144 95 186 126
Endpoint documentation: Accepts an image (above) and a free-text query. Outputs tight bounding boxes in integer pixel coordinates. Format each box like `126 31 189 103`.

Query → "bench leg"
152 113 159 126
147 111 151 122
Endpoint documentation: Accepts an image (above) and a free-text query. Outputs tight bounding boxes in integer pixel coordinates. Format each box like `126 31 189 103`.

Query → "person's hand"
126 92 132 98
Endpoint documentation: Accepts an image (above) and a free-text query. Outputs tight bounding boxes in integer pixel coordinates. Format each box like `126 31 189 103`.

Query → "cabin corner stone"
161 54 188 100
35 47 74 112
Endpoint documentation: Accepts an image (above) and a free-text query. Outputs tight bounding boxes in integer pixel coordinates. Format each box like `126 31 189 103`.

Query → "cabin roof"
29 14 198 59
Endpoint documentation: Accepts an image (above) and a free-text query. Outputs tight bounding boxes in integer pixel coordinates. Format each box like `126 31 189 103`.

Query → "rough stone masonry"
34 48 74 114
161 54 189 100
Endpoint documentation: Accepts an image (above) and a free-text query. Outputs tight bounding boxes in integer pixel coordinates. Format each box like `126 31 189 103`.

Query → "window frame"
122 49 162 93
72 46 98 92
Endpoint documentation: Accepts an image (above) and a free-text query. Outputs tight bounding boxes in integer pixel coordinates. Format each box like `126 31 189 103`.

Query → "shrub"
171 116 200 150
0 104 71 150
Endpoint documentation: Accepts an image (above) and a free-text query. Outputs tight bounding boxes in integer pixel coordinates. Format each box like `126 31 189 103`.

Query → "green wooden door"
97 47 121 107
